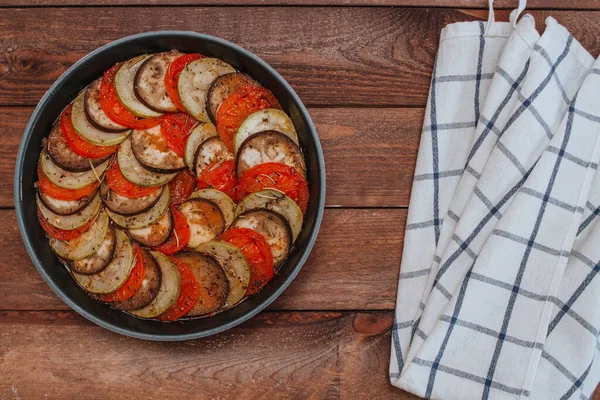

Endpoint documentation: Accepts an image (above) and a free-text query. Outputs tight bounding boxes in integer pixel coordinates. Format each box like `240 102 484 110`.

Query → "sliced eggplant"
174 251 229 316
131 125 186 173
117 138 177 187
38 187 97 216
46 124 105 172
37 192 102 230
194 136 233 176
236 130 306 179
189 189 236 228
230 209 292 268
130 252 180 318
177 58 235 122
84 78 128 132
100 181 163 216
70 224 116 274
71 92 131 146
194 241 250 308
110 248 162 311
73 229 134 294
40 149 109 190
185 122 217 170
177 198 225 248
114 55 163 119
49 210 109 261
127 209 173 247
134 51 180 113
233 109 298 155
107 185 170 229
206 72 258 123
236 189 303 242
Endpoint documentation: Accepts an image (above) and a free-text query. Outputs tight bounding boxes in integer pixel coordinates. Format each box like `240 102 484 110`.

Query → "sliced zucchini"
99 181 163 216
206 72 257 123
73 229 134 294
174 251 229 316
236 189 303 242
195 241 250 308
177 58 235 122
71 92 131 146
84 78 128 132
70 224 116 274
185 122 217 171
38 187 97 216
131 125 186 173
236 130 306 179
177 198 225 248
114 55 163 118
231 209 292 268
37 192 102 230
46 124 105 172
127 209 173 247
233 109 298 155
110 248 162 311
49 210 109 261
40 149 109 190
194 136 233 176
134 51 180 113
189 189 236 228
130 252 180 318
107 185 170 229
117 138 177 188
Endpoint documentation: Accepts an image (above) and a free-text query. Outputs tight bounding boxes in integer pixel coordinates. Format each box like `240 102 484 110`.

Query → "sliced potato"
40 149 109 190
117 138 177 188
234 109 298 155
114 55 163 118
39 187 97 216
189 189 236 228
71 92 131 146
84 78 128 132
107 185 170 229
177 198 225 248
185 122 217 171
131 125 186 173
110 248 162 311
206 72 257 123
130 252 180 318
37 192 102 231
70 224 116 274
100 181 163 216
49 210 109 261
127 209 173 247
46 124 105 172
134 51 180 113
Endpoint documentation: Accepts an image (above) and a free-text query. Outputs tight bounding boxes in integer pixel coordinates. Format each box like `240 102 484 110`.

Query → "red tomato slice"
161 113 198 157
105 161 161 199
158 257 199 321
168 169 197 205
152 206 191 255
164 53 204 112
197 160 238 200
216 86 281 151
37 207 95 241
59 104 117 158
98 63 162 130
220 227 274 295
37 163 99 201
97 244 146 302
237 162 309 212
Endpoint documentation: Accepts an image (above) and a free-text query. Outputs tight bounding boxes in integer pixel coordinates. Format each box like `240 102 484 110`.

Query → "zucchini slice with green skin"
100 181 163 216
46 124 106 172
73 229 134 294
134 51 180 113
117 138 177 188
37 192 102 230
177 198 225 248
194 136 233 177
233 109 298 155
236 130 307 180
38 187 97 216
110 248 162 311
84 78 128 132
194 241 250 308
114 55 163 119
49 210 109 261
189 189 236 228
40 149 109 190
174 251 229 316
177 58 235 122
129 252 180 318
185 122 217 171
230 209 292 268
107 185 170 229
71 92 131 146
206 72 258 123
127 209 173 247
131 125 186 173
236 189 303 242
70 224 116 274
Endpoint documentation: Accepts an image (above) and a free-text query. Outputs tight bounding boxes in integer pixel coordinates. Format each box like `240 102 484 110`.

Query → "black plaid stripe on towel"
390 1 600 399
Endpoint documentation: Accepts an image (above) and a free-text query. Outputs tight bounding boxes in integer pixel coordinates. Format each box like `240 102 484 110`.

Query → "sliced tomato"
197 160 238 200
164 53 204 112
216 86 281 151
59 104 118 158
168 169 197 205
161 113 198 157
220 227 274 295
105 161 161 198
97 244 146 302
98 63 162 130
237 162 309 213
152 205 190 255
37 163 99 201
37 207 94 241
158 257 199 321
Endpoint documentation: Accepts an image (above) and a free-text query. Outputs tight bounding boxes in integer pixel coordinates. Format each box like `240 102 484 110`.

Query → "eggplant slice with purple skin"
46 124 108 172
70 224 117 274
194 136 233 176
177 198 225 248
38 187 97 216
127 209 173 247
84 78 128 132
206 72 258 123
134 51 181 113
107 185 170 229
131 125 186 173
117 138 177 188
100 180 163 216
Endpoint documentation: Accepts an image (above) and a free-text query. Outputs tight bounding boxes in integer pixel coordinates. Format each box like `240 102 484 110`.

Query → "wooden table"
1 1 599 398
